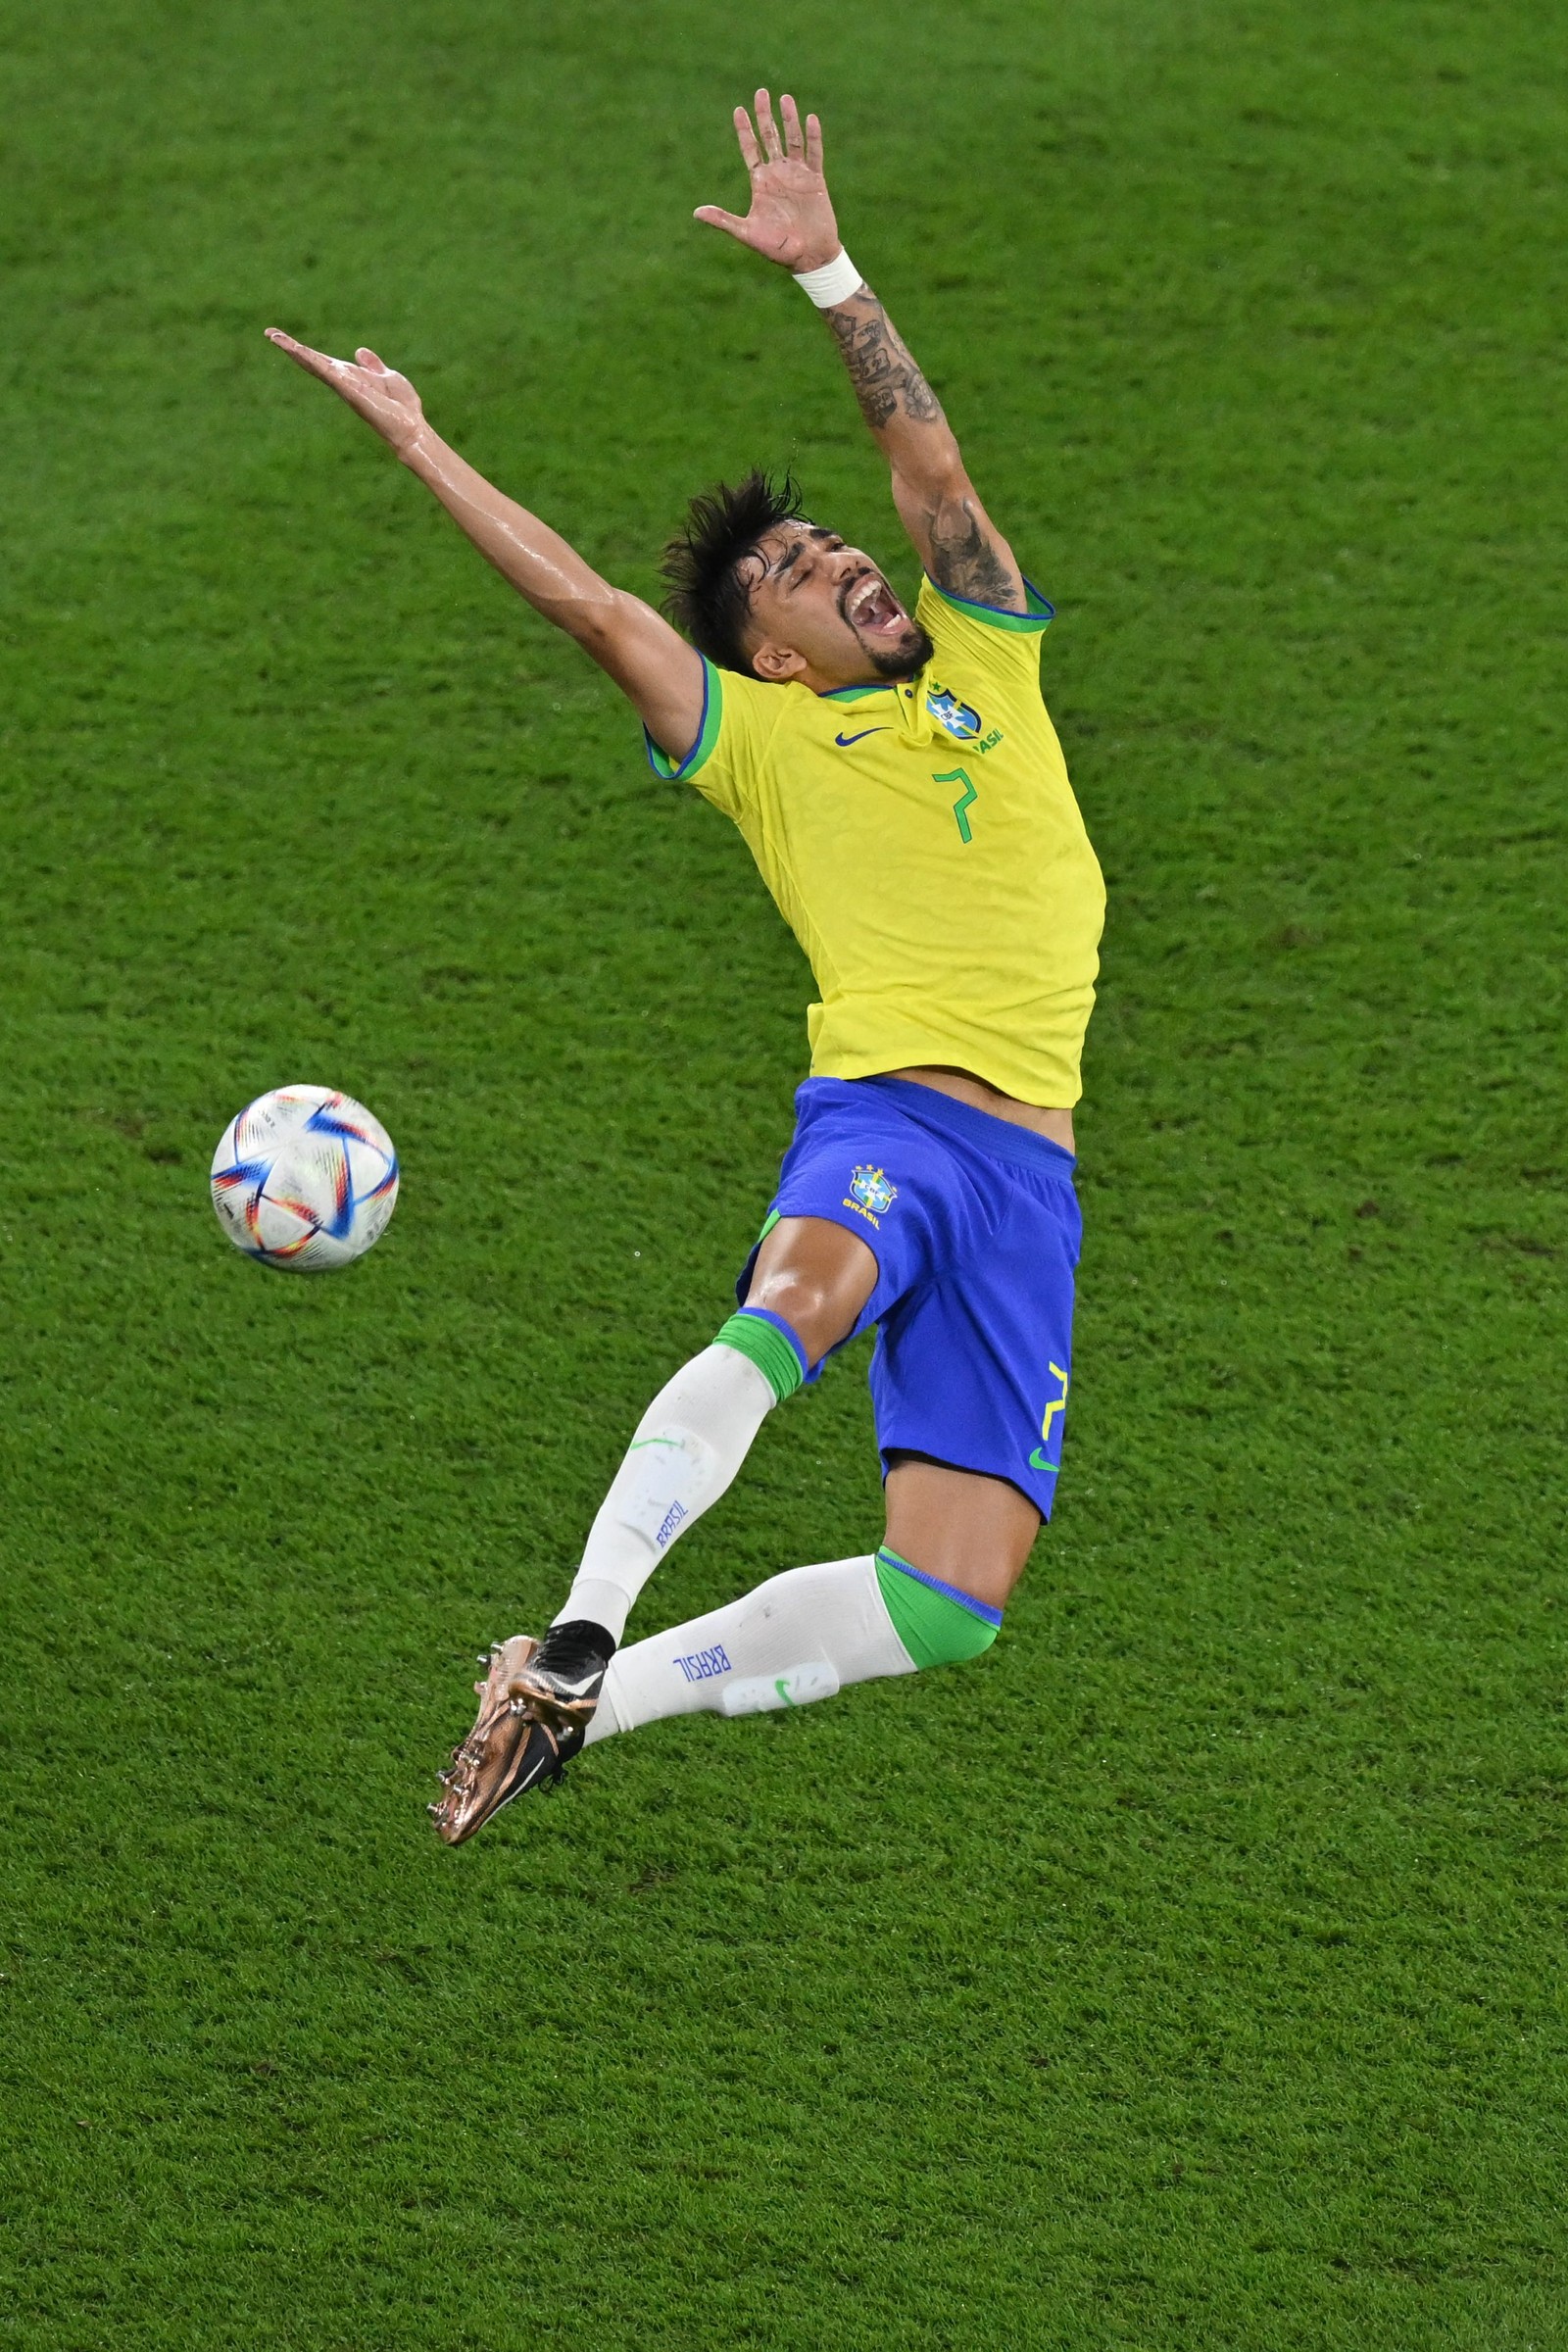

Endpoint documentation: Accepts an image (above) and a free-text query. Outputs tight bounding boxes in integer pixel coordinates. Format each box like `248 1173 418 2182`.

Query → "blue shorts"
736 1075 1081 1517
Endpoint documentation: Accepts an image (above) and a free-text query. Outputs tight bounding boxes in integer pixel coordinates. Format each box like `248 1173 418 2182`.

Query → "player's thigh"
883 1453 1041 1612
744 1214 878 1366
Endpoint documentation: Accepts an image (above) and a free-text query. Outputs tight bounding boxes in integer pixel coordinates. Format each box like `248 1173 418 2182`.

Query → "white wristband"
792 248 864 309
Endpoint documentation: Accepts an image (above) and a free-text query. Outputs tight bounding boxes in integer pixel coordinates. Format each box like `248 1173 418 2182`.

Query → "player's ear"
750 638 808 683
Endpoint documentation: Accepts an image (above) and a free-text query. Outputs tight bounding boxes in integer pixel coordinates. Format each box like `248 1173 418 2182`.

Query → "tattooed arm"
696 89 1028 612
822 284 1025 610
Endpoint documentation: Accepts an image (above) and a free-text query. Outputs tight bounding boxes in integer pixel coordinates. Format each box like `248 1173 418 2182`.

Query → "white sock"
553 1342 780 1644
583 1554 916 1743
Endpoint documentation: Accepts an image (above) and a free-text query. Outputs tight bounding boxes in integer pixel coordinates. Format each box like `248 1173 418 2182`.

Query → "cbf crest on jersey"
926 682 983 741
849 1164 898 1215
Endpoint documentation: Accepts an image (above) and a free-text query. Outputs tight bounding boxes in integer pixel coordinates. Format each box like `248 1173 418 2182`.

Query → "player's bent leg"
513 1226 874 1713
882 1453 1041 1615
583 1554 915 1742
433 1438 1031 1836
583 1513 1015 1750
573 1456 1037 1765
431 1224 877 1841
543 1216 874 1654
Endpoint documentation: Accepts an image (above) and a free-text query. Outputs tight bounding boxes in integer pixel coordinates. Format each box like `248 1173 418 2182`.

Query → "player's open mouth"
843 572 906 637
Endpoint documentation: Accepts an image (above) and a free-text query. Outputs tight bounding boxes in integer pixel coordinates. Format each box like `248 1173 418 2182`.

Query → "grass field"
2 0 1565 2343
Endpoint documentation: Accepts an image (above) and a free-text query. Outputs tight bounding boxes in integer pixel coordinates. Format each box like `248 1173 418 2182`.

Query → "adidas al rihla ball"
211 1085 399 1272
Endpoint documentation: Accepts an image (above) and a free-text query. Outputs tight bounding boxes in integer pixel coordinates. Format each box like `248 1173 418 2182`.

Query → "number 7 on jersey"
934 766 978 843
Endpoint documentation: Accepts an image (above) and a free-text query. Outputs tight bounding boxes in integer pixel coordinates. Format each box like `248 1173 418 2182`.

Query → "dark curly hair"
661 467 806 676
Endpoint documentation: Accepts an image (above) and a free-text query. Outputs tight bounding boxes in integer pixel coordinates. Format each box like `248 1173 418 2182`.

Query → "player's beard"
863 618 935 680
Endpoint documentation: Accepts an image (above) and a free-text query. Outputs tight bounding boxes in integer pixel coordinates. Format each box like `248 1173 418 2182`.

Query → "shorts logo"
927 683 983 741
674 1643 731 1684
848 1164 897 1216
1028 1361 1070 1473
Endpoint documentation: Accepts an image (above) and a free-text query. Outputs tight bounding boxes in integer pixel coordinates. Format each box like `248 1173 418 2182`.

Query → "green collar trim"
925 574 1054 633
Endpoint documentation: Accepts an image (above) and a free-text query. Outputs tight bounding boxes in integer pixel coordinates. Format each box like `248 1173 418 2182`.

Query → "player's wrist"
395 418 439 469
793 247 863 308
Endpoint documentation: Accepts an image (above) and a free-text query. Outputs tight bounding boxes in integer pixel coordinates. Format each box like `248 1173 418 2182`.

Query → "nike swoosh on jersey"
834 727 888 748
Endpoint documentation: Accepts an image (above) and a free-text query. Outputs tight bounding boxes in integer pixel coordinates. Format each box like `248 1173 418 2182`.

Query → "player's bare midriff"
888 1066 1076 1154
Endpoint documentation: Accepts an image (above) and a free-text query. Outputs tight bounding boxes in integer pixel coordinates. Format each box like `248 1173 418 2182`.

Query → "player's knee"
745 1214 876 1364
873 1545 1003 1669
712 1305 811 1404
744 1267 850 1365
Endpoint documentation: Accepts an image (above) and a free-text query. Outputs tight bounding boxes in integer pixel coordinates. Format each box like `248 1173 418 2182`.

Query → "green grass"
2 0 1565 2342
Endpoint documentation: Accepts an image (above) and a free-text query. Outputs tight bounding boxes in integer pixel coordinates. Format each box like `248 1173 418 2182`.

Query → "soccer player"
269 91 1104 1842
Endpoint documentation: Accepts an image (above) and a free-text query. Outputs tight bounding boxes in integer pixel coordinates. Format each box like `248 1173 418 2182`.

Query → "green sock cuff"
713 1309 805 1404
874 1546 1001 1669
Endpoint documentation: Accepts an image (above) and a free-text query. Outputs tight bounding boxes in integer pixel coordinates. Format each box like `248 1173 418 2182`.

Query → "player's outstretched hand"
265 330 426 455
695 90 841 272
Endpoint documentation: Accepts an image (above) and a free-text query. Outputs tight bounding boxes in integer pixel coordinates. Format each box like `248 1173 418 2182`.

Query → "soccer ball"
210 1085 399 1272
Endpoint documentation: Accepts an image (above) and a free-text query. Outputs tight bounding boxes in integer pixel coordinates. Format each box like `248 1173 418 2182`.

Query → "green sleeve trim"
874 1547 1001 1668
713 1309 804 1404
644 658 724 779
924 574 1054 632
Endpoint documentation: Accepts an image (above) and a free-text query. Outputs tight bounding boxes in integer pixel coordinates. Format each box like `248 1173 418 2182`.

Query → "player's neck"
760 650 916 696
795 660 897 696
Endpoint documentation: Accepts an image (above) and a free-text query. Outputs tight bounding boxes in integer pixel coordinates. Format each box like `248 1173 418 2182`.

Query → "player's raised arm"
264 331 706 764
696 92 1028 614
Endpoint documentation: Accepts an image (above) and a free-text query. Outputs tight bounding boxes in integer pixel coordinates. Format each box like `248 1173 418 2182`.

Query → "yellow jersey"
648 576 1104 1107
